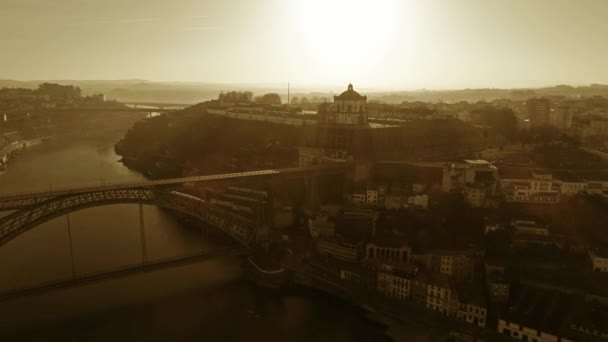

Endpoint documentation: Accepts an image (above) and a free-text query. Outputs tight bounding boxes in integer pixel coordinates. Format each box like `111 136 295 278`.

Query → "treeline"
0 83 82 100
218 91 282 105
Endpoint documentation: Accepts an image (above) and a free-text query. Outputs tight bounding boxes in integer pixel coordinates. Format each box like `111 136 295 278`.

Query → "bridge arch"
0 188 256 249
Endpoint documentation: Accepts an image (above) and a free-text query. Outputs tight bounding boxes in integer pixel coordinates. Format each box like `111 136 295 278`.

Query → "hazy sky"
1 0 608 89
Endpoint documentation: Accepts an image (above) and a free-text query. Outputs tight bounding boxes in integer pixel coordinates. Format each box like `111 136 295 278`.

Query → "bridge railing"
0 163 354 202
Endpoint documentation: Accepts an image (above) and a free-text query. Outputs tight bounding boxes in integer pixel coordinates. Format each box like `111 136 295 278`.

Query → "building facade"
318 83 369 126
526 97 551 128
365 241 412 263
377 263 419 301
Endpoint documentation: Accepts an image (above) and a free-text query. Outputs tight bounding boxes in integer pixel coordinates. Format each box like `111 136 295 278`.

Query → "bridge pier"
305 172 320 213
66 213 76 280
200 224 209 246
139 204 147 264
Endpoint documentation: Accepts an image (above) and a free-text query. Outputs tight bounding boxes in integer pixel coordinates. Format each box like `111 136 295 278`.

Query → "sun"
292 0 398 70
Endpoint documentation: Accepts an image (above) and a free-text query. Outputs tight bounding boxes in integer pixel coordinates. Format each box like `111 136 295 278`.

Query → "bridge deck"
0 164 351 205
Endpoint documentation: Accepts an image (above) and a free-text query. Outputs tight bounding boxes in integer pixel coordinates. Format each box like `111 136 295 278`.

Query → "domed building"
319 83 369 126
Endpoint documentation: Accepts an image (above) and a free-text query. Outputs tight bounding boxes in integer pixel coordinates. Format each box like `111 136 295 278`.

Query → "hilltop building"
318 83 369 126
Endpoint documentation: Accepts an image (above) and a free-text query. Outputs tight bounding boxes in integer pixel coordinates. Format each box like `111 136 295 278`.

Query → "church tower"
320 83 368 126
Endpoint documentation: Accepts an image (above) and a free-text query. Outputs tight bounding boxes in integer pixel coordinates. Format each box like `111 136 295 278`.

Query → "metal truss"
0 195 53 211
0 188 257 249
0 163 352 211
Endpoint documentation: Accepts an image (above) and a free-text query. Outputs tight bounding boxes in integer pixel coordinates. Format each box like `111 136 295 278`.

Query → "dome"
334 83 366 101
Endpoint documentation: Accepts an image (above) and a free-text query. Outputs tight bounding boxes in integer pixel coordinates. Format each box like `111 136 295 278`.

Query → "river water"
0 138 387 341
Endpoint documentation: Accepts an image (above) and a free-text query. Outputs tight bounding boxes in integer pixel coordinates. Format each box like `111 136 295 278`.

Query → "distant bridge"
122 101 192 109
54 107 177 113
0 164 352 249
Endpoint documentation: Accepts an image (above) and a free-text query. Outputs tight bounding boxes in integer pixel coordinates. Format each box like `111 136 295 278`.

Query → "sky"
1 0 608 89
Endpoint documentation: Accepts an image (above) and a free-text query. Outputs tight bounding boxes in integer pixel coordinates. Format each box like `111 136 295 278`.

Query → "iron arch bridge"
0 188 257 249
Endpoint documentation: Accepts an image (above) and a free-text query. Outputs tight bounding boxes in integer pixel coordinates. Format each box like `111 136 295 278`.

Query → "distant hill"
1 79 607 105
367 84 608 103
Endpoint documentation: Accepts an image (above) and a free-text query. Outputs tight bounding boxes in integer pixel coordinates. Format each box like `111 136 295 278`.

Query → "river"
0 138 387 341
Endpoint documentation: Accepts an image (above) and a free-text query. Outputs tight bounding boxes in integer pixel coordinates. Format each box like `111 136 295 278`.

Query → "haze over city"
2 0 608 88
3 1 608 341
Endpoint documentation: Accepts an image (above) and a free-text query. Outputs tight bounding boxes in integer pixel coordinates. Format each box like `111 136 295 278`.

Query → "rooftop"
334 83 367 101
464 159 491 166
504 286 576 336
503 285 608 340
456 282 487 307
368 234 410 249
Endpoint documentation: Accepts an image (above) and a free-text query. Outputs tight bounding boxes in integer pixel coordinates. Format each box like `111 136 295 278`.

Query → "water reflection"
0 139 386 341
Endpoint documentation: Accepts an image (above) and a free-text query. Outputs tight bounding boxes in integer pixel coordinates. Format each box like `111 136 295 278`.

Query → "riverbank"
0 136 54 170
0 138 390 341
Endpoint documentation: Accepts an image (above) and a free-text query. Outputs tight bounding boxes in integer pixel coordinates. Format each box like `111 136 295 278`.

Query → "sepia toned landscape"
2 1 608 341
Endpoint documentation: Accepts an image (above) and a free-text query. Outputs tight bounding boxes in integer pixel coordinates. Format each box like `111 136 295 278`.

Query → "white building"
457 298 487 328
501 172 561 204
377 263 419 301
352 193 366 205
442 160 498 207
589 247 608 272
426 274 458 317
442 160 498 192
383 193 429 210
385 194 404 210
463 184 487 207
308 213 335 238
298 147 325 167
558 180 587 196
430 250 478 281
512 219 550 236
316 238 362 263
407 194 429 209
298 147 351 167
586 181 608 197
412 183 427 194
485 221 502 235
366 189 379 205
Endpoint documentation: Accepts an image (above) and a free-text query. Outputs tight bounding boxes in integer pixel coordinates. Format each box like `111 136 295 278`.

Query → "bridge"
0 164 352 250
52 107 178 113
122 101 191 109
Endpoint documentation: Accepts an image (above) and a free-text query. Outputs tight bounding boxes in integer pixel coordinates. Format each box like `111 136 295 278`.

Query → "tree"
254 93 282 105
470 106 518 141
290 96 299 105
533 125 559 145
219 91 252 103
37 83 81 99
243 91 253 102
300 97 309 105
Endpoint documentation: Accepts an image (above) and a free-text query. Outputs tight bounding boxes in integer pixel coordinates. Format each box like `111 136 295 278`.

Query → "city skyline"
1 0 608 89
3 1 608 338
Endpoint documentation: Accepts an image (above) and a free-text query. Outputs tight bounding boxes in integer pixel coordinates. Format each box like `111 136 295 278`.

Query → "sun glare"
293 0 399 71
